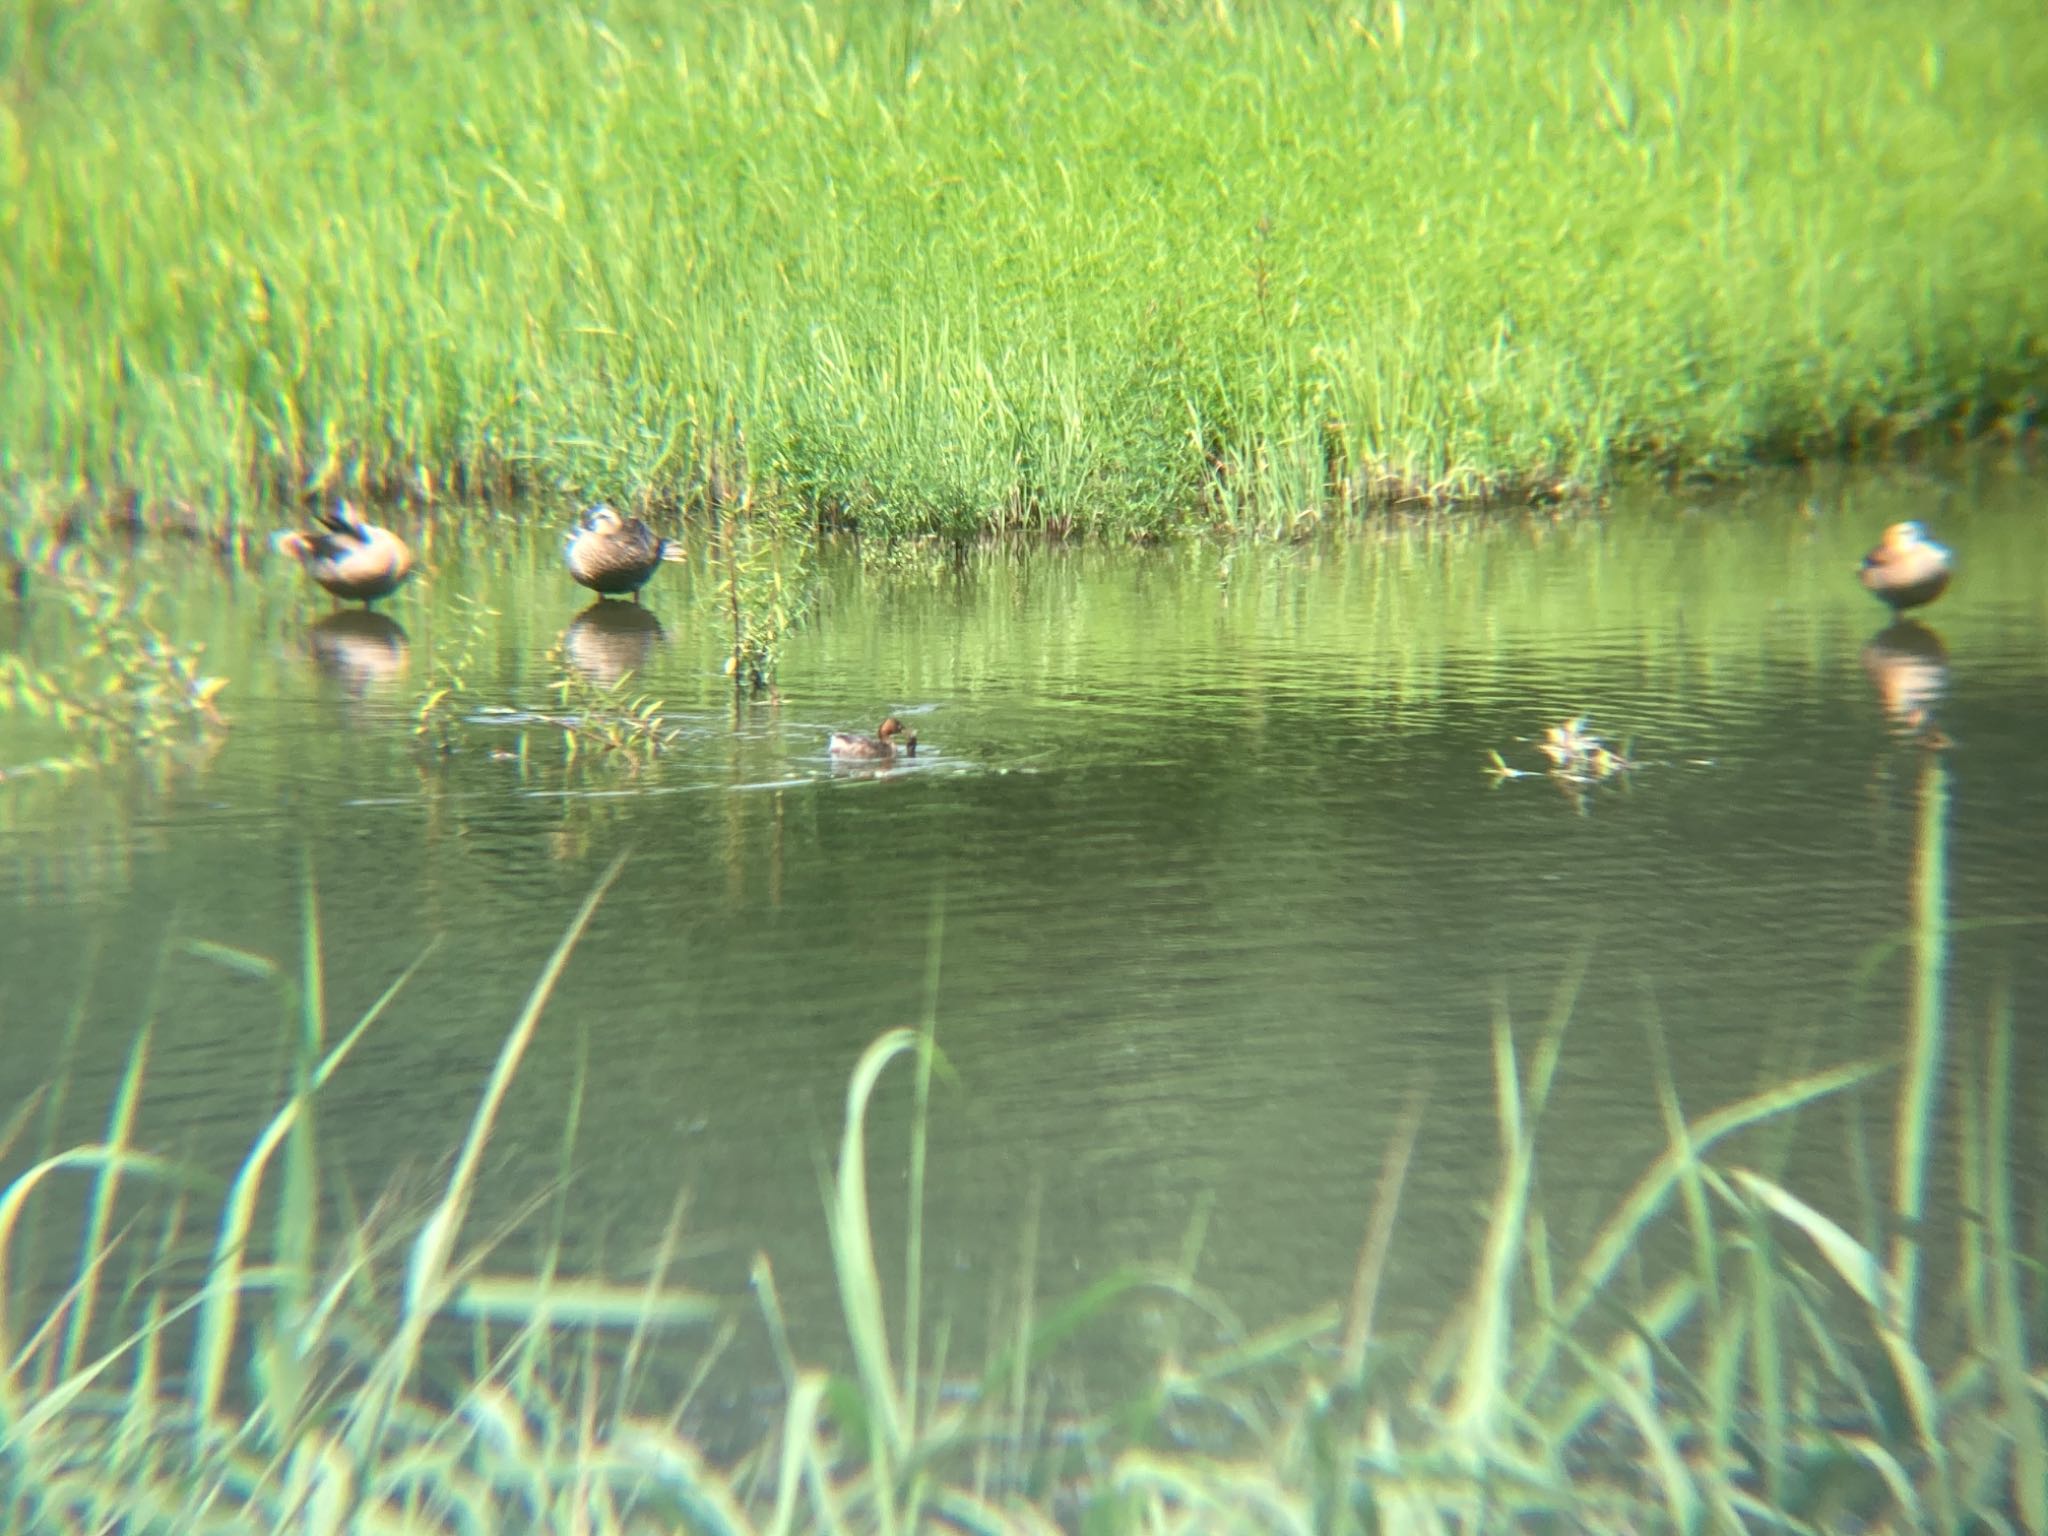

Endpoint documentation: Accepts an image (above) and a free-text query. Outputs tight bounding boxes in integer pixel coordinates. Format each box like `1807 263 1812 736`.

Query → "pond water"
3 461 2046 1405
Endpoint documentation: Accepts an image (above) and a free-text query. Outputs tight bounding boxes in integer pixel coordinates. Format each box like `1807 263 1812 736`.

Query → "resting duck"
1858 521 1952 612
275 504 415 607
565 504 672 601
828 717 916 761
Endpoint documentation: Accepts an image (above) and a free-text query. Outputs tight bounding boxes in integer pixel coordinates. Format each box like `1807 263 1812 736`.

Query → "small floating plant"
1488 715 1636 803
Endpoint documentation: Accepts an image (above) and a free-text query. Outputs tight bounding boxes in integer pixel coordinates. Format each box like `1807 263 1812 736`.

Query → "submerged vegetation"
2 813 2041 1533
3 0 2044 539
411 593 684 774
1488 716 1638 811
0 563 228 782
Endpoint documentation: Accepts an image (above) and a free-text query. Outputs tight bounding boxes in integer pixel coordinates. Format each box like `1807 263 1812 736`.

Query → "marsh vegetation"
4 0 2044 539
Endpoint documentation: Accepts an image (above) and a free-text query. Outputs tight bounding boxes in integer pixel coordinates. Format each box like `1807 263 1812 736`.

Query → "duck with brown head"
1859 521 1953 612
275 503 415 607
828 716 917 761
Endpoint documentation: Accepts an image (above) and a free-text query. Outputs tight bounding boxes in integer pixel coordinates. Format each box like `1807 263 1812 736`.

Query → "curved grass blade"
189 936 440 1424
0 1147 181 1431
399 854 627 1339
1527 1055 1886 1392
828 1026 919 1468
1727 1166 1950 1514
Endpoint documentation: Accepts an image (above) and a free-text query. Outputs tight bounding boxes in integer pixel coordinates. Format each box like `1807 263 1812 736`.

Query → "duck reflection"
1861 619 1948 743
827 754 923 781
306 610 411 695
563 599 665 687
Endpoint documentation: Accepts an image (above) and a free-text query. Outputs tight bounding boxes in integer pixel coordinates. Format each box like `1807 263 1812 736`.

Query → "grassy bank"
3 0 2046 539
3 833 2043 1533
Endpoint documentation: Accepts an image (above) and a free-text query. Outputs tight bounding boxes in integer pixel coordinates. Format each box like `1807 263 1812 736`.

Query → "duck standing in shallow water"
1859 521 1953 612
829 716 916 761
275 504 415 607
565 504 672 601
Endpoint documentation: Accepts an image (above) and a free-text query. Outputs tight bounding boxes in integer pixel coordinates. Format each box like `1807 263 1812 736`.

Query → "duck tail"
315 503 369 541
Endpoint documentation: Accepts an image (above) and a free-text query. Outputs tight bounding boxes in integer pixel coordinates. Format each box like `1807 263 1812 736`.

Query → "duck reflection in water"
306 610 411 696
1861 619 1949 745
564 599 665 688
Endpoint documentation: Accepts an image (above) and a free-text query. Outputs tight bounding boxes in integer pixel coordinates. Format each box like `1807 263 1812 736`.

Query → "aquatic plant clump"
0 567 229 780
1488 714 1637 810
3 0 2045 538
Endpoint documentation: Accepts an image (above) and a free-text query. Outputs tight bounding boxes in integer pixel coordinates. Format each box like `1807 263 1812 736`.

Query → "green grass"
3 0 2045 540
2 811 2043 1534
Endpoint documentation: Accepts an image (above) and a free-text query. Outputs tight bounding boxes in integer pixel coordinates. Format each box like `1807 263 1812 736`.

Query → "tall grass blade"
1439 998 1525 1438
1981 990 2046 1533
1728 1165 1950 1510
1819 1431 1924 1529
1557 1333 1699 1532
765 1370 834 1536
1535 1055 1885 1372
58 1006 153 1380
399 855 626 1335
189 936 438 1424
828 1026 919 1470
1339 1087 1424 1380
1727 1169 1895 1317
0 1147 178 1431
1744 1206 1788 1509
1445 980 1571 1439
1644 995 1720 1320
902 888 943 1433
446 1274 720 1327
269 860 328 1447
17 1281 216 1443
752 1252 800 1399
1890 754 1949 1330
0 1091 46 1170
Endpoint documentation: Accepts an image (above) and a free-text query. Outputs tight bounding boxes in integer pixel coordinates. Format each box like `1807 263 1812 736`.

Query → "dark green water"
4 463 2046 1396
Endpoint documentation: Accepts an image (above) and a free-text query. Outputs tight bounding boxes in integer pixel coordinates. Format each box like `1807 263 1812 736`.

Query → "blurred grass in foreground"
2 815 2041 1534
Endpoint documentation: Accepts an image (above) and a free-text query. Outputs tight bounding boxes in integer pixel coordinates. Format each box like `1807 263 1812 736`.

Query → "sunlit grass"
3 0 2043 539
1 820 2038 1533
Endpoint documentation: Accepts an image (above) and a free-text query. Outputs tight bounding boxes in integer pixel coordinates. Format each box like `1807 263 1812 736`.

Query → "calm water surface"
3 464 2045 1393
